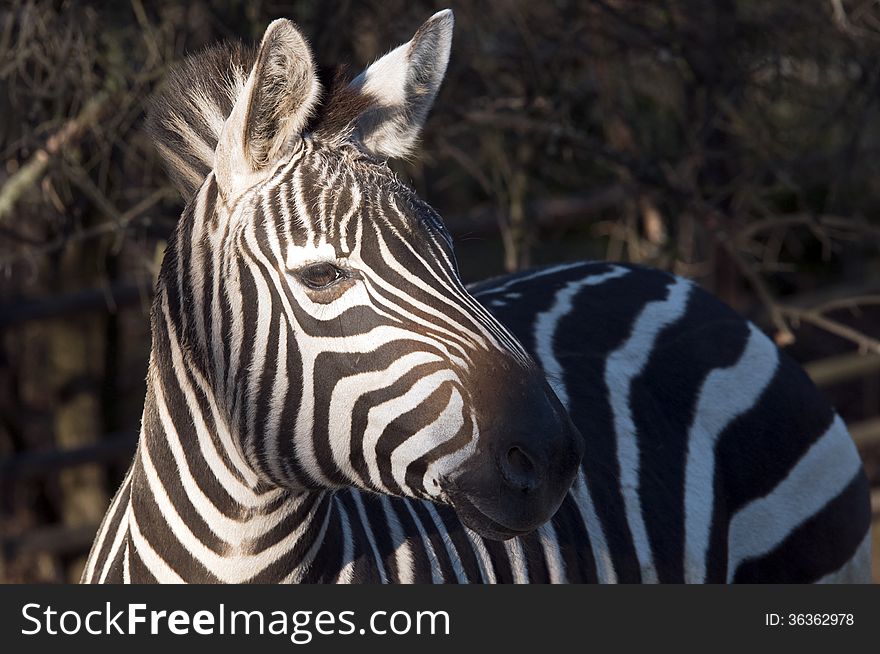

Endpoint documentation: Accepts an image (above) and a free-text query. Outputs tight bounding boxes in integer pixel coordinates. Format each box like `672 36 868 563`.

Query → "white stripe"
389 386 465 495
403 500 444 583
208 209 228 386
223 254 245 406
84 465 133 583
327 351 443 482
470 261 594 297
570 472 617 583
350 492 389 583
292 167 317 245
333 497 356 584
337 177 361 253
379 495 414 583
726 415 862 581
159 297 276 500
363 370 460 492
529 266 630 584
98 503 132 584
122 539 131 584
464 530 497 584
422 414 479 502
503 537 530 584
533 265 629 409
137 441 317 583
188 184 210 348
151 374 290 541
424 503 469 583
240 224 276 463
608 275 692 583
683 324 778 583
282 499 333 583
129 510 185 584
537 521 568 583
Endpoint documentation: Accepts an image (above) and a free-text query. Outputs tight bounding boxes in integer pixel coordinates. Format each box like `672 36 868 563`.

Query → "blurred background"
1 0 879 583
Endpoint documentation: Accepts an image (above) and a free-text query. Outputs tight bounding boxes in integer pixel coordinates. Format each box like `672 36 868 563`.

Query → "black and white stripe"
83 11 872 584
471 262 872 583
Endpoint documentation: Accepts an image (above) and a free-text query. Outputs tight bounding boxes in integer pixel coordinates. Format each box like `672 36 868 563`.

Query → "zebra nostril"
500 446 539 492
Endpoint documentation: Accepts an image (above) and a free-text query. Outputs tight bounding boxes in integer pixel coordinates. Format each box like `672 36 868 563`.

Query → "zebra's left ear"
347 9 453 159
215 19 320 201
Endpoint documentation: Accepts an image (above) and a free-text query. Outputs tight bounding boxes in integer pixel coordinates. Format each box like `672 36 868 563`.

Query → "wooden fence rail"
0 283 151 328
0 432 137 483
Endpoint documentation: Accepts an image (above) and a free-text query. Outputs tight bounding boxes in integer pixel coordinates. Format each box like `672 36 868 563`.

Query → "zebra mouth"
446 488 538 541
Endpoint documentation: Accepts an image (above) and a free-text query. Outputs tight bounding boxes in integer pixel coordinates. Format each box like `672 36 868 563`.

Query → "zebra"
82 10 872 584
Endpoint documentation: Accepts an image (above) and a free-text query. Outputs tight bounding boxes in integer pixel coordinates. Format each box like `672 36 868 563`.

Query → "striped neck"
128 304 335 583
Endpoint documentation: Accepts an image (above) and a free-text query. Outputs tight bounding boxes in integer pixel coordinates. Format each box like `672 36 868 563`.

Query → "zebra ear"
215 19 320 200
347 9 453 159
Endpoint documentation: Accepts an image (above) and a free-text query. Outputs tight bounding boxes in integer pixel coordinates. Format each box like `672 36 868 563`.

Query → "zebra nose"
499 445 541 493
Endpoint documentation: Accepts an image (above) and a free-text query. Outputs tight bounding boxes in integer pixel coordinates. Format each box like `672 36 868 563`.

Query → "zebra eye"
298 262 344 289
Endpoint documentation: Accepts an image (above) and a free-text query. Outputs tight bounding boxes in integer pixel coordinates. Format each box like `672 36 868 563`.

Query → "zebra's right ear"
214 19 320 202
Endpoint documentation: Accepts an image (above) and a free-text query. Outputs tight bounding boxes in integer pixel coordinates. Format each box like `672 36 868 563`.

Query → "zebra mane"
148 42 377 200
147 41 257 200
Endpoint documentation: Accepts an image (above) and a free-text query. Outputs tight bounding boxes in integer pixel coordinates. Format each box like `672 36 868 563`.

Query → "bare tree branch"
0 90 114 225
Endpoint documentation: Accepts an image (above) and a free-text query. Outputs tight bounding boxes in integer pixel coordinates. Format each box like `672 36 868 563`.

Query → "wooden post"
46 218 111 582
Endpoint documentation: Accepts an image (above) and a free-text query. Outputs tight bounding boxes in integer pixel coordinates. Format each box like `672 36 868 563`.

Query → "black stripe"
551 493 598 583
706 354 837 582
543 266 674 582
129 461 220 583
83 469 133 582
411 501 461 583
521 530 550 583
732 470 871 583
335 491 386 584
633 286 749 582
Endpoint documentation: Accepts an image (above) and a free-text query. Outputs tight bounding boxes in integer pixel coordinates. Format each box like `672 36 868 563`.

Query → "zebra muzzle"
444 384 584 540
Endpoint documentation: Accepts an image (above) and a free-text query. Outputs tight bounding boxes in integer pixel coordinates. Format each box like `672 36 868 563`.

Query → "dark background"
0 0 878 583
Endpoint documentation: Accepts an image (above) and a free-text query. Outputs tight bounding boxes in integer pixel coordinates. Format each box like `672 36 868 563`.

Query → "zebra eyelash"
287 260 362 305
297 261 349 289
419 208 453 248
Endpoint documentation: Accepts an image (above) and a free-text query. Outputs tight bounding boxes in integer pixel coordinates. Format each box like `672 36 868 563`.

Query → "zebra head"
148 10 584 540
